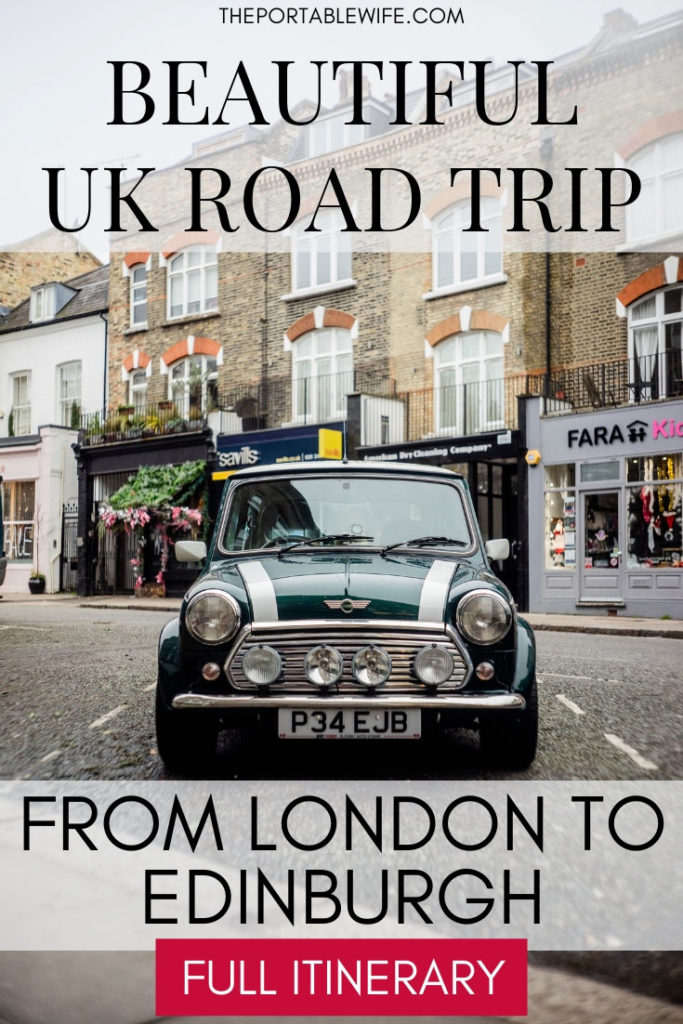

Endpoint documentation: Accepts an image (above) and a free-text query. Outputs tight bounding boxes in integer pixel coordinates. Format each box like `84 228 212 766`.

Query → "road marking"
603 733 658 772
38 750 61 764
89 705 128 729
0 624 49 632
541 671 592 682
143 683 155 692
556 694 585 716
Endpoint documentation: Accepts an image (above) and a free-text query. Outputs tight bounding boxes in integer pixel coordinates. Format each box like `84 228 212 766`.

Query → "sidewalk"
2 590 682 637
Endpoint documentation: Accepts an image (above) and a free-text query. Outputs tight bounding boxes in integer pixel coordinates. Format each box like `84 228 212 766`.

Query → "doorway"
580 490 622 602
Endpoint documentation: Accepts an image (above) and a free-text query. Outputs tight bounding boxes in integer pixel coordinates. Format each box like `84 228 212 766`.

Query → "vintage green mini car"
156 460 536 773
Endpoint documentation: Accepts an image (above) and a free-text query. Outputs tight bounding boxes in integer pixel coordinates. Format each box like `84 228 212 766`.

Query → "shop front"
213 421 345 494
360 428 523 602
526 397 683 617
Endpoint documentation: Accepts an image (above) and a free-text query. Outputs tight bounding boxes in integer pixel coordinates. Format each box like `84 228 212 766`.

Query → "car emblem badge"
324 598 370 613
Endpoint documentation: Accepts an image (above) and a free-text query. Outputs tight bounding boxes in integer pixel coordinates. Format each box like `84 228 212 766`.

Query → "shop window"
57 361 82 427
291 210 352 294
544 464 576 570
432 197 502 292
169 355 218 418
11 372 31 435
628 286 683 401
167 246 218 319
291 328 353 423
626 453 682 568
579 460 620 483
129 369 148 412
626 133 683 246
434 331 504 435
130 263 147 326
1 480 35 560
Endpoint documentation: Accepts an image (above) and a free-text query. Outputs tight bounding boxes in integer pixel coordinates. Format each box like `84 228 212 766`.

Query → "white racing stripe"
604 733 658 772
418 560 456 621
238 560 279 621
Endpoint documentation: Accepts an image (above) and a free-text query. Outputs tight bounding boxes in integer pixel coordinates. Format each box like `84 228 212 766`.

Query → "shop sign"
567 420 647 448
214 423 344 480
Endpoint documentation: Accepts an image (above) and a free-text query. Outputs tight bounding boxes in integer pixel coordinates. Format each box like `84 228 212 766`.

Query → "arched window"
129 368 148 411
130 264 147 326
291 328 353 422
291 210 352 295
628 285 683 400
626 133 683 246
434 331 503 435
169 355 218 418
167 246 218 319
432 198 502 292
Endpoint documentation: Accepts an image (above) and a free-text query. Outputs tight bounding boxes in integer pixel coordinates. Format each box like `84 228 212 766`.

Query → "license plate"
278 708 421 739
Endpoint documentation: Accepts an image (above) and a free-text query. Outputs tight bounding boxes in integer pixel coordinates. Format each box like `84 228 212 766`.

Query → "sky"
1 0 682 258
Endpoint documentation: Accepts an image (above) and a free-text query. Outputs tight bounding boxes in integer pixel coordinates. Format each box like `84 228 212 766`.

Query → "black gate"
60 501 79 592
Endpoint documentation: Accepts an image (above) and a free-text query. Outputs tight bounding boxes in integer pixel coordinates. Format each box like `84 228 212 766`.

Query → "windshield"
220 474 473 552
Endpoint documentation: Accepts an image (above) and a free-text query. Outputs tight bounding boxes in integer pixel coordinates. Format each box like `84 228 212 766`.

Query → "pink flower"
134 576 144 589
155 572 164 584
130 558 139 567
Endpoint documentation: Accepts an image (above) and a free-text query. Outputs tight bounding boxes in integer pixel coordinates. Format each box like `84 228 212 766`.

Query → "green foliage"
7 408 14 436
106 461 206 511
70 400 81 429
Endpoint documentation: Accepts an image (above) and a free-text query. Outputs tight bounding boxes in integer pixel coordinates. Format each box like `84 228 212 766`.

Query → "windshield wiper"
380 536 469 556
277 533 374 557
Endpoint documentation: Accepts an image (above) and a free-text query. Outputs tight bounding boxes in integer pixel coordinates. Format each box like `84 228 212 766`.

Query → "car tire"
155 685 219 776
479 679 538 769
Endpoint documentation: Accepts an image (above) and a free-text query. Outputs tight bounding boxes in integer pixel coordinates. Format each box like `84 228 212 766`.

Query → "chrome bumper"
172 692 526 711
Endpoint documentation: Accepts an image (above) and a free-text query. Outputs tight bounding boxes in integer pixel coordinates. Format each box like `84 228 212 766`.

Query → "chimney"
338 70 350 103
602 8 637 34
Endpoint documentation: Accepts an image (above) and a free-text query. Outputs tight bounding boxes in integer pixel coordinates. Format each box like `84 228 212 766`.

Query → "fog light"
476 661 495 681
242 645 282 686
414 645 454 685
304 646 343 687
351 646 392 688
201 662 221 682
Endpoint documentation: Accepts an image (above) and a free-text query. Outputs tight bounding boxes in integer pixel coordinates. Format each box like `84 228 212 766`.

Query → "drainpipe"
540 130 555 397
99 311 109 415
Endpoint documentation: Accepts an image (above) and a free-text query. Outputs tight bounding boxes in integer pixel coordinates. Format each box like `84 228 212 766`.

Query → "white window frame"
433 331 504 435
30 285 56 323
428 197 504 297
1 479 35 561
625 133 683 247
307 114 369 158
290 210 353 297
57 361 82 427
167 245 218 320
130 264 148 327
129 369 148 411
168 355 218 418
628 284 683 401
291 328 353 424
11 371 31 435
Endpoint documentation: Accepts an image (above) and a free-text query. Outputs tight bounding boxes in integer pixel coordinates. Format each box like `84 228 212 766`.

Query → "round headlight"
185 590 240 645
414 644 455 685
351 646 392 688
242 645 282 686
304 646 344 687
456 590 512 645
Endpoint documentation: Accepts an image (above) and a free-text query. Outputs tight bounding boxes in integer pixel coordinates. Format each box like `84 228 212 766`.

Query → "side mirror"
175 540 207 563
485 538 510 562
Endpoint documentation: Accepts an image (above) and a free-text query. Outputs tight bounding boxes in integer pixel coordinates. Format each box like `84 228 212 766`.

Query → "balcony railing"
79 401 208 446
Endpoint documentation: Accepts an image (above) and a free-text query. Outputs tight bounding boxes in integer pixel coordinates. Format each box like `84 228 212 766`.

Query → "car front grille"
226 623 471 694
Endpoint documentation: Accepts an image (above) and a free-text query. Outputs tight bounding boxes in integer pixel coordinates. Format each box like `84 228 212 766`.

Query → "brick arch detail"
617 110 683 161
161 336 222 367
123 251 150 269
617 264 668 309
285 308 356 342
161 230 220 260
425 309 508 347
122 350 151 374
424 180 502 221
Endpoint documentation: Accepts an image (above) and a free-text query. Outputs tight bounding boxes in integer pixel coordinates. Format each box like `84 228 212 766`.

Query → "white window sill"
616 229 683 253
124 323 148 335
281 279 357 303
422 273 508 301
164 310 221 327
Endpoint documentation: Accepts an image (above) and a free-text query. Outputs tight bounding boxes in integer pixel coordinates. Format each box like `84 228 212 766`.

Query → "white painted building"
0 264 108 592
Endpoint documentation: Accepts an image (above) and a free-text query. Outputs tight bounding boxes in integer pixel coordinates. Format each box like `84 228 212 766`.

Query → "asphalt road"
1 600 681 1019
0 600 680 781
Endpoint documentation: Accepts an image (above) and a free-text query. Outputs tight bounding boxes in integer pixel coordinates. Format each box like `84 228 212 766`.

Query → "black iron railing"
79 401 208 446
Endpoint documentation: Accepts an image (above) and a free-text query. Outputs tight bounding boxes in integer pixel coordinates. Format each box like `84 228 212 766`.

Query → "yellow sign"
318 428 343 460
525 449 541 466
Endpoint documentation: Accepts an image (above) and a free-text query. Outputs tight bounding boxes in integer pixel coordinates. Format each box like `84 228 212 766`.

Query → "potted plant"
28 572 46 595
